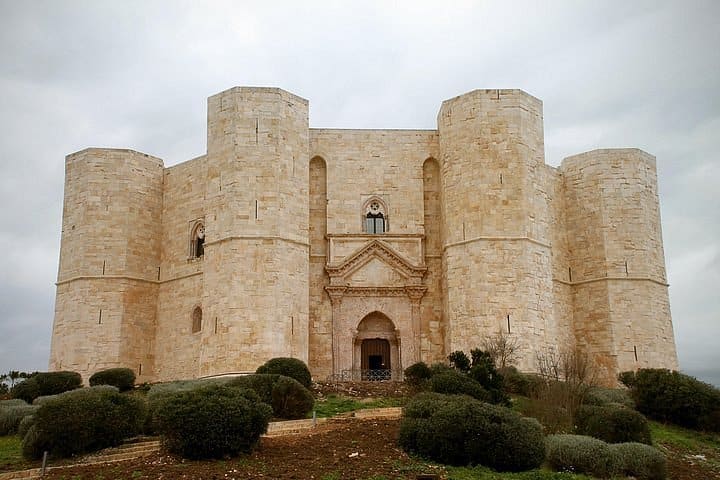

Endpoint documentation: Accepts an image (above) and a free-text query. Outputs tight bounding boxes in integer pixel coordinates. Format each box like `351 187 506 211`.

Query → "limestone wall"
153 156 207 381
439 89 556 370
50 149 163 382
561 149 678 381
199 87 310 376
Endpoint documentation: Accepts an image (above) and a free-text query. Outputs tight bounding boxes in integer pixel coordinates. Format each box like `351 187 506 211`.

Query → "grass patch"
0 435 23 467
313 395 405 418
650 420 720 450
445 465 593 479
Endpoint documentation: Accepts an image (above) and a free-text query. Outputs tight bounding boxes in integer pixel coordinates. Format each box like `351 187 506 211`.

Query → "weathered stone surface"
49 86 678 385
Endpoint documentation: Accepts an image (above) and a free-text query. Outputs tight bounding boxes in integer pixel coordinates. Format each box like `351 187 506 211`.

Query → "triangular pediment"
325 240 426 282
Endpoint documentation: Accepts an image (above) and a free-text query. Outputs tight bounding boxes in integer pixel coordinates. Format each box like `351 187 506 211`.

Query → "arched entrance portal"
354 312 400 381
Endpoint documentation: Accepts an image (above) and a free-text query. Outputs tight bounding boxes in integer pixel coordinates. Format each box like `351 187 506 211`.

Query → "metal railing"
326 369 404 382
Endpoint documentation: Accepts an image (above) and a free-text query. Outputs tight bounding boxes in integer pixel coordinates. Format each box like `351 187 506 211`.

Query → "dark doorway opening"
361 339 391 381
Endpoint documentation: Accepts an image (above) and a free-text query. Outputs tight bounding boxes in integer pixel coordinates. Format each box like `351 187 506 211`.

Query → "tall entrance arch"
354 312 400 380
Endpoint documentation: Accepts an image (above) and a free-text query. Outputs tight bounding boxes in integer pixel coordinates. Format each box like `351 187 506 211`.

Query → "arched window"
364 198 387 234
192 306 202 333
190 221 205 259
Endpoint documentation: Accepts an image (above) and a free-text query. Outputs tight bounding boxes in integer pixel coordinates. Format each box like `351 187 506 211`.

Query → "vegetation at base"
649 419 720 451
574 404 651 444
444 465 593 479
545 434 666 480
22 386 145 459
89 367 136 392
582 386 634 408
227 374 314 419
11 371 82 404
0 404 38 435
256 357 312 389
403 362 432 387
153 384 272 459
313 394 405 418
407 347 509 406
620 368 720 431
399 393 545 471
0 435 24 468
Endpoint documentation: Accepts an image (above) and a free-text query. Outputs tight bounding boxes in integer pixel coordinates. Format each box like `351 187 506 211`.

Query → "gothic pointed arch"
189 219 205 259
362 196 388 234
191 305 202 333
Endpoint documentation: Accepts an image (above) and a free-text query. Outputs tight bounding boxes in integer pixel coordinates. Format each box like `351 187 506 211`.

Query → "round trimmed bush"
583 386 634 408
546 434 622 478
0 404 38 435
430 370 489 402
11 371 82 404
256 357 312 389
574 404 651 444
270 376 314 419
153 385 272 459
10 379 40 404
89 368 136 391
17 414 35 438
22 387 145 459
228 374 314 420
400 393 545 471
404 362 432 386
612 442 667 480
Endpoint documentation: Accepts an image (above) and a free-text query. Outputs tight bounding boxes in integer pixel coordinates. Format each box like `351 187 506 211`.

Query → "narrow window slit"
568 267 573 282
507 314 511 334
634 345 638 362
255 200 259 220
102 260 106 275
98 309 103 325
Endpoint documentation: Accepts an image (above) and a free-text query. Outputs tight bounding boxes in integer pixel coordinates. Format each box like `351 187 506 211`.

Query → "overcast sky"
1 0 718 386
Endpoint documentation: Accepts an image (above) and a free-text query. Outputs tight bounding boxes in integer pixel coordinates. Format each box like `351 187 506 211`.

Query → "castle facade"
49 87 678 383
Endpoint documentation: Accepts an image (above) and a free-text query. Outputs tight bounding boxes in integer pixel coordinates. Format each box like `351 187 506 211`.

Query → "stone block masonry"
49 87 678 385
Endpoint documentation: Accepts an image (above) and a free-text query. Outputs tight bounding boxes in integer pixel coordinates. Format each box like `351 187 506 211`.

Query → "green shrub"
153 385 272 459
499 367 543 397
270 376 314 419
17 414 35 438
545 434 621 478
89 368 136 391
0 404 38 435
400 393 544 471
34 385 119 406
611 442 667 480
447 351 471 372
0 399 29 408
228 374 314 419
429 362 453 376
618 370 636 387
430 371 489 402
574 404 651 444
256 357 312 389
10 379 40 403
33 371 82 396
625 368 720 431
11 371 82 404
22 387 145 459
404 362 432 386
583 386 634 408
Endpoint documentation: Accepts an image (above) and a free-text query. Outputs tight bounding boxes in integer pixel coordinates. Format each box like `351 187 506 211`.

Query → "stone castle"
49 86 678 384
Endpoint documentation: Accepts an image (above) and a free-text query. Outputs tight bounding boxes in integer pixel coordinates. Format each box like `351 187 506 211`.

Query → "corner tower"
438 89 557 370
561 149 678 378
199 87 310 376
49 149 164 382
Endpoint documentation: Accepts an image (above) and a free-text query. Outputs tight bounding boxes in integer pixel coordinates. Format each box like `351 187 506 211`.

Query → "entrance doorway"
361 338 391 380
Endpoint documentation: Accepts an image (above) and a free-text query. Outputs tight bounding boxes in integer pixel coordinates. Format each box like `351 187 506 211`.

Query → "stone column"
325 286 346 377
405 286 427 365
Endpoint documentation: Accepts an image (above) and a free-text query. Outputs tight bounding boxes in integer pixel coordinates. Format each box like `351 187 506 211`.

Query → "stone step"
352 407 402 419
